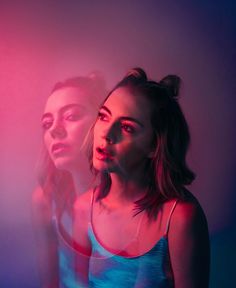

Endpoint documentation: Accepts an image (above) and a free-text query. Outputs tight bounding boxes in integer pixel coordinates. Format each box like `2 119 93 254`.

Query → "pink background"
0 1 235 286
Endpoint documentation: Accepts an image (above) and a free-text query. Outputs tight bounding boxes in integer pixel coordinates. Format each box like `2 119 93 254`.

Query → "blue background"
0 1 235 287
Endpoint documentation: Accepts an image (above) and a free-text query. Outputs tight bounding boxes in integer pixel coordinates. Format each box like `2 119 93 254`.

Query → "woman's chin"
53 157 73 172
93 158 118 173
93 158 108 171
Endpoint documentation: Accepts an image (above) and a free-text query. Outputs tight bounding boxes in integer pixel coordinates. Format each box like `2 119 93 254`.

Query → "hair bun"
159 75 181 99
125 67 147 82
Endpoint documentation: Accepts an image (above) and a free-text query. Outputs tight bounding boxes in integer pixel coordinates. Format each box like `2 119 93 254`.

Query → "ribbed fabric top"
88 195 177 288
52 194 177 288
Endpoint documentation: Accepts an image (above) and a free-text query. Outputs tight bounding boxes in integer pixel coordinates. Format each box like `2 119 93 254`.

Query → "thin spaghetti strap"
164 200 178 236
134 212 145 240
89 187 96 224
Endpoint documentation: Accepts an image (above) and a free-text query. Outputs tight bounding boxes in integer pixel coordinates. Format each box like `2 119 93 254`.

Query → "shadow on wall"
210 225 236 287
210 176 236 288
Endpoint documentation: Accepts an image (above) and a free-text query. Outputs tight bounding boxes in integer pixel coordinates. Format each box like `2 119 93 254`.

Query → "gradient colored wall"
0 1 235 287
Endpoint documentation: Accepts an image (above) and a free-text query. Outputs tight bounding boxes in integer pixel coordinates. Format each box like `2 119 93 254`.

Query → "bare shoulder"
171 192 208 233
32 186 50 209
32 186 44 202
31 186 54 228
168 191 210 288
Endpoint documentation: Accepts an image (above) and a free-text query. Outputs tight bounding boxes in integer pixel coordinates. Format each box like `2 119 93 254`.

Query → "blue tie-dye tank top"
53 209 89 288
88 197 177 288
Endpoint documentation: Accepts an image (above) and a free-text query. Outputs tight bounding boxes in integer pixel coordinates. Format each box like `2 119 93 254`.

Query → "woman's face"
93 86 154 175
42 87 94 171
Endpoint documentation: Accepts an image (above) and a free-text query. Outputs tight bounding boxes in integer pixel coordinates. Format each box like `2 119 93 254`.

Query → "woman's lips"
95 147 113 160
51 143 69 155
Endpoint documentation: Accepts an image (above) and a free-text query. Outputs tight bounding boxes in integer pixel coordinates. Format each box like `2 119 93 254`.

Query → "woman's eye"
98 112 108 121
65 114 81 121
121 124 135 134
42 120 53 130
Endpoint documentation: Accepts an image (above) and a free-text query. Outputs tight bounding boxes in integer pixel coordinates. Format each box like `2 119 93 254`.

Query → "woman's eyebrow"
100 105 144 127
42 104 85 120
100 105 112 115
60 103 85 113
120 116 144 127
41 113 52 120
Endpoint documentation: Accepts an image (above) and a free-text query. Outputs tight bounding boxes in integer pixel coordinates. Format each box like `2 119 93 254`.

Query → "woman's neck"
105 170 148 207
70 161 93 195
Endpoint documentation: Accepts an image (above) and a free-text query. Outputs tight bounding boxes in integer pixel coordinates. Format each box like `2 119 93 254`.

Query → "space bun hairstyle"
95 68 195 219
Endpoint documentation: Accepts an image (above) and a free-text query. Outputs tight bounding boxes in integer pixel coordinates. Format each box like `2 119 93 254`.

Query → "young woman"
74 68 210 287
32 74 106 287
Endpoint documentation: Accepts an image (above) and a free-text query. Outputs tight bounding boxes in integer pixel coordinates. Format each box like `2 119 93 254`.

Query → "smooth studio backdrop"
0 1 235 287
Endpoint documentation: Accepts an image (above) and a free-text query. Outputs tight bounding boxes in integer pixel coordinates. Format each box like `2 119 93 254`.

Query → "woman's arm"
32 187 59 288
168 199 210 288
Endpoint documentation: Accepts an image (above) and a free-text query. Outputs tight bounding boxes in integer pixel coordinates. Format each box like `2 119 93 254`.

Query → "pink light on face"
42 84 102 175
0 1 235 286
93 87 153 175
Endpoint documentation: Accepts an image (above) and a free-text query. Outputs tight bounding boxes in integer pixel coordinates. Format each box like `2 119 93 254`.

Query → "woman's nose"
103 134 113 144
102 123 119 144
50 122 66 139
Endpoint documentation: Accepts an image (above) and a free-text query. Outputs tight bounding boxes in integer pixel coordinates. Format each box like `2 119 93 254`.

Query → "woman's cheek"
43 133 51 152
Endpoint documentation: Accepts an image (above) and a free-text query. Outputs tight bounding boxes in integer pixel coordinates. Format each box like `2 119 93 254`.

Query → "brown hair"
88 68 195 219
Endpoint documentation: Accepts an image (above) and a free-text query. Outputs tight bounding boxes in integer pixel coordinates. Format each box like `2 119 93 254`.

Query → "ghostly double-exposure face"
42 87 93 171
93 86 154 175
